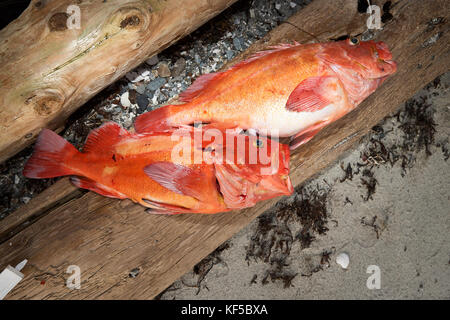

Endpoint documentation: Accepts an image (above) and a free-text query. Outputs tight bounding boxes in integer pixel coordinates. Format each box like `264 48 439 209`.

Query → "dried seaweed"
397 96 436 157
339 162 353 183
436 139 449 161
261 262 297 288
360 169 378 201
320 249 333 267
192 241 231 295
353 90 439 199
361 216 383 239
293 186 329 248
246 184 330 287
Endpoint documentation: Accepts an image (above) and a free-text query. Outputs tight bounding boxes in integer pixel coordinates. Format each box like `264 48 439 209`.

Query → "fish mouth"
381 59 397 73
365 59 397 80
383 59 397 69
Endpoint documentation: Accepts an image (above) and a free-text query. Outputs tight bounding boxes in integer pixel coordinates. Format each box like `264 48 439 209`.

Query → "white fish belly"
253 103 337 137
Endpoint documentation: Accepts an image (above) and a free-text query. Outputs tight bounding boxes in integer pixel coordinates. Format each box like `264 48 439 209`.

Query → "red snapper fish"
135 38 397 149
23 123 293 214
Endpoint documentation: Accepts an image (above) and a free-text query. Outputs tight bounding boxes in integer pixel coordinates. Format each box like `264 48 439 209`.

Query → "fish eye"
253 139 264 148
349 37 360 45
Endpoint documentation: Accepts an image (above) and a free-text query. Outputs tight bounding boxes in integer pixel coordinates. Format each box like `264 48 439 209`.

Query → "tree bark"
0 0 236 163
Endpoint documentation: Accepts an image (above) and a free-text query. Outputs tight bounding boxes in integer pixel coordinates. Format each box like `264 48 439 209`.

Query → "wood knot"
108 6 150 32
26 89 65 117
120 15 140 29
34 98 61 116
48 12 69 31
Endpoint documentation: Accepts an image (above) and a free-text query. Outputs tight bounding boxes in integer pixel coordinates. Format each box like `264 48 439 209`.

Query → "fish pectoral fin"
286 76 340 112
143 162 205 200
289 121 328 150
83 122 130 153
70 176 127 199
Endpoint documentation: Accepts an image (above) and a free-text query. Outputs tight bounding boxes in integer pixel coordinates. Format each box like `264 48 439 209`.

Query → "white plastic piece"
336 252 350 269
0 259 27 300
15 259 27 272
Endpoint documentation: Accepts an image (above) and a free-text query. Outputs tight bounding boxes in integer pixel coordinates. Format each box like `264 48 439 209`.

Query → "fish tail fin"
23 129 79 178
134 105 183 133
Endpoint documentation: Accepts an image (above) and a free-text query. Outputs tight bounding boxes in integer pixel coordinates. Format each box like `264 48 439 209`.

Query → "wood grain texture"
0 0 449 299
0 0 237 164
0 178 80 244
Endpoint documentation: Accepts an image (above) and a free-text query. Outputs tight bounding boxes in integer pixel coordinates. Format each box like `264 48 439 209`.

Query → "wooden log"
0 0 448 299
0 0 237 164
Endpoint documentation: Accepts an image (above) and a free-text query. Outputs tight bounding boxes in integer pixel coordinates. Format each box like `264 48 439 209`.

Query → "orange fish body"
135 39 397 149
23 123 292 214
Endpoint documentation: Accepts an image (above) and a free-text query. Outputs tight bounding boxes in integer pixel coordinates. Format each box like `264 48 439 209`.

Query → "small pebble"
233 37 242 51
171 58 186 77
336 252 350 269
22 197 31 204
136 94 149 111
157 62 171 78
141 70 150 77
136 84 146 95
145 55 159 66
129 268 140 278
120 91 131 108
147 78 166 91
128 89 137 105
194 54 201 64
125 71 138 82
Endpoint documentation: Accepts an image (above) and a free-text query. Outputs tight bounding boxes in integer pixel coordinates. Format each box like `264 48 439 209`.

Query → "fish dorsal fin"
83 122 129 153
227 42 301 71
70 176 127 199
178 42 301 103
144 162 204 200
179 73 224 103
286 76 339 112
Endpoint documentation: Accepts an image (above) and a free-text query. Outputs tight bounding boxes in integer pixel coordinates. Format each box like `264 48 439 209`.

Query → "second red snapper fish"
23 123 292 214
135 38 397 149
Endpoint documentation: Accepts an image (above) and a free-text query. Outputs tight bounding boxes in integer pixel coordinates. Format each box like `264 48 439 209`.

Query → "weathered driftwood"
0 0 449 299
0 0 237 164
